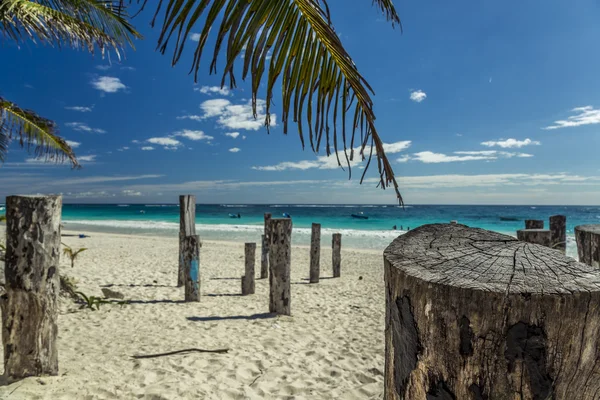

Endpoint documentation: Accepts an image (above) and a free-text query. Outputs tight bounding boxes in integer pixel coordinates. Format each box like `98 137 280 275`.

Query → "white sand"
0 231 386 399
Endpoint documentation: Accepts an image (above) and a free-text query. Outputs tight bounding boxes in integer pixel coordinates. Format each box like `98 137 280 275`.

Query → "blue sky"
1 0 600 205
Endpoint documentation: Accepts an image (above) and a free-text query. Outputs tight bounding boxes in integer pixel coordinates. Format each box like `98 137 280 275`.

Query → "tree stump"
182 235 200 302
517 229 551 247
1 195 62 381
550 215 567 253
525 219 544 229
384 223 600 400
242 243 256 295
332 233 342 278
178 195 196 287
575 225 600 267
269 218 291 315
310 223 321 283
260 234 268 279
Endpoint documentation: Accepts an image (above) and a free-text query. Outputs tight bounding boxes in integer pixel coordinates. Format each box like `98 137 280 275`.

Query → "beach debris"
76 291 111 311
332 233 342 278
310 223 321 284
269 218 292 316
241 243 256 295
131 348 230 359
101 288 125 300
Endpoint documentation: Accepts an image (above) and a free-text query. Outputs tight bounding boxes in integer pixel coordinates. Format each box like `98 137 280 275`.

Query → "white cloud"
78 155 96 162
122 189 142 196
141 146 154 151
55 174 162 185
481 138 541 148
397 155 410 163
120 66 136 71
190 33 201 42
65 122 105 133
253 140 411 171
175 129 213 141
147 137 182 149
412 150 533 163
91 76 126 93
179 98 276 131
229 148 241 153
65 106 92 112
544 106 600 130
225 132 240 139
195 86 231 96
131 140 140 144
117 146 130 152
242 135 246 140
95 65 111 71
410 90 427 103
66 140 81 149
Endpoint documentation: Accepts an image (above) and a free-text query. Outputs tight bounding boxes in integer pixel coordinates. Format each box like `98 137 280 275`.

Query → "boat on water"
499 217 519 221
351 212 369 220
229 213 241 218
282 212 291 218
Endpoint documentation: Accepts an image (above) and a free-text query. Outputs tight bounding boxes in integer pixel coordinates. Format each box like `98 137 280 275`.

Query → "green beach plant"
62 244 87 269
0 0 141 166
142 0 405 203
75 291 111 311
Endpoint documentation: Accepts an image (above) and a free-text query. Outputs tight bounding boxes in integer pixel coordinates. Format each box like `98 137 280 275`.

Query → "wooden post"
332 233 342 278
516 229 552 247
1 195 62 381
550 215 567 253
310 223 321 283
242 243 256 295
178 195 196 287
182 235 200 302
260 234 268 279
384 223 600 399
269 218 292 315
525 219 544 229
575 225 600 267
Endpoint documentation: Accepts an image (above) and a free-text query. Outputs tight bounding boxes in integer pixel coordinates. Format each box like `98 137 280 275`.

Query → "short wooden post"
269 218 292 315
182 235 200 302
310 223 321 283
550 215 567 253
332 233 342 278
525 219 544 229
1 195 62 381
178 195 196 287
575 225 600 267
517 229 552 247
242 243 256 295
260 234 268 279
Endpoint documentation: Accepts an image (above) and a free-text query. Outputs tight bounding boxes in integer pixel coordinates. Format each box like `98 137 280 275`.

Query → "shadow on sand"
186 313 276 322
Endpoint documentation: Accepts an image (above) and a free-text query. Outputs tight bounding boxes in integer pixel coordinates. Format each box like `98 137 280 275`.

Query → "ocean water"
55 204 600 258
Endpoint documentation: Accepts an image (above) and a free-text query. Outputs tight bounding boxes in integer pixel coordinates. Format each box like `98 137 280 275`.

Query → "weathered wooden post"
310 223 321 283
332 233 342 278
550 215 567 253
178 195 196 287
242 243 256 295
384 223 600 400
525 219 544 229
182 235 200 302
516 228 552 247
269 218 292 315
1 195 62 381
575 225 600 267
260 234 268 279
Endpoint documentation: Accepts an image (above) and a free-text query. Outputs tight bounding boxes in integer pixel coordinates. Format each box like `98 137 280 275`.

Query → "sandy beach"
0 231 386 399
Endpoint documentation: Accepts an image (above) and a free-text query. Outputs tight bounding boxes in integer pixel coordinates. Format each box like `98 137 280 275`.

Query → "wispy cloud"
410 90 427 103
190 33 201 42
65 106 92 112
481 138 541 148
147 137 182 149
411 150 532 163
66 140 81 149
229 148 241 153
194 86 230 96
141 146 154 151
91 76 126 93
174 129 213 141
54 174 162 185
95 65 111 71
122 189 142 196
120 66 136 71
225 132 240 139
117 146 130 152
543 106 600 130
65 122 105 133
253 141 411 171
392 173 598 189
78 155 97 162
179 98 276 131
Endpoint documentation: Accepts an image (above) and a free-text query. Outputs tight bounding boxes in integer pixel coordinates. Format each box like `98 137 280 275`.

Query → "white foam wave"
144 204 178 207
117 205 130 207
220 204 249 208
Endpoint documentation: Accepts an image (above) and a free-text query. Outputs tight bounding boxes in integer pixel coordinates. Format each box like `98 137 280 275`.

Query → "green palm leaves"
62 244 88 268
148 0 404 203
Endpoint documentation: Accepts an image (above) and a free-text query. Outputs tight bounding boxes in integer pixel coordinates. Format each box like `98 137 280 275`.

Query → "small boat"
140 210 146 214
229 213 241 218
499 217 519 221
351 213 369 220
282 212 291 218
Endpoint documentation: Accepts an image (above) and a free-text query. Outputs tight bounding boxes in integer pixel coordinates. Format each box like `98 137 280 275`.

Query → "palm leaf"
145 0 404 203
0 97 79 166
0 0 142 57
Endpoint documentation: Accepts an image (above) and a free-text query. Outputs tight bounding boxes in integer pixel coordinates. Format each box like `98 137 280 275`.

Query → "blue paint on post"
190 258 199 287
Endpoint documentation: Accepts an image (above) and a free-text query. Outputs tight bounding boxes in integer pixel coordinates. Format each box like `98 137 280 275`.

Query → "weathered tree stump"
310 223 321 283
182 235 200 302
525 219 544 229
178 195 196 287
269 218 291 315
384 223 600 400
262 213 272 279
332 233 342 278
517 228 551 247
1 195 62 381
260 234 268 279
575 224 600 267
550 215 567 253
241 243 256 295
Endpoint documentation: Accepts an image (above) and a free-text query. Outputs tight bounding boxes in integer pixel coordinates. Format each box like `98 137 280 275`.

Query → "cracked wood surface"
384 223 600 400
178 195 196 287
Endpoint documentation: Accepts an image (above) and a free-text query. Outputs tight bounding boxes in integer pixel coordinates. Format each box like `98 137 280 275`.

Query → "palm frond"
0 0 142 57
145 0 404 204
0 97 78 166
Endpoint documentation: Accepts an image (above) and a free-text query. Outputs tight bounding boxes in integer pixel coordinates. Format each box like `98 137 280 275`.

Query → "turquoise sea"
52 204 600 258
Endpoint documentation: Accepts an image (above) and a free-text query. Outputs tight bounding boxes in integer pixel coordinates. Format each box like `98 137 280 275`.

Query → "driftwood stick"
131 348 230 359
